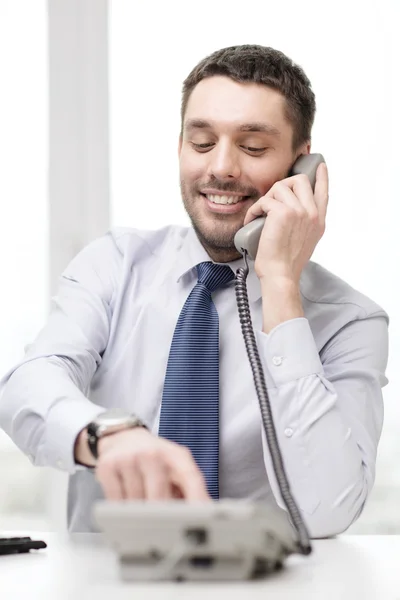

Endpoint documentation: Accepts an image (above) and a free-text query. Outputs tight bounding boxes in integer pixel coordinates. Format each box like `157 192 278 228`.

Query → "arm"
255 313 388 538
0 234 119 473
0 231 211 501
240 160 387 535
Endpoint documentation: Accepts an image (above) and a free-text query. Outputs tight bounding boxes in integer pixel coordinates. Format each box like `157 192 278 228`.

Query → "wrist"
260 278 304 333
259 274 299 293
86 409 148 461
74 427 96 468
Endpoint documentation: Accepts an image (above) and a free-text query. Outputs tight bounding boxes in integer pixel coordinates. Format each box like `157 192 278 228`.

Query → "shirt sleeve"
0 232 121 474
254 314 389 539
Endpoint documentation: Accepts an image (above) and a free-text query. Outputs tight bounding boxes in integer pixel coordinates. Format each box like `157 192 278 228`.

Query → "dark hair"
181 44 316 151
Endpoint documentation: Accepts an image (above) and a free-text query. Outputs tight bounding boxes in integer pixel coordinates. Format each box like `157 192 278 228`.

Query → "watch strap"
87 421 100 460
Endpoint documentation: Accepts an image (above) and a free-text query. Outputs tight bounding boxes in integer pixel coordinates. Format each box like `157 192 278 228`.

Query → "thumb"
314 162 329 221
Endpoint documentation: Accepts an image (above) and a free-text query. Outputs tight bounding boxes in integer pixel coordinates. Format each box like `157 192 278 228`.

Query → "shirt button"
272 356 283 366
56 459 63 469
284 428 293 437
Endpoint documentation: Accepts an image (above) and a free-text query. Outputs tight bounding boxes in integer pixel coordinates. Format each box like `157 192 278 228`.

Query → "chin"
186 200 245 249
194 221 238 253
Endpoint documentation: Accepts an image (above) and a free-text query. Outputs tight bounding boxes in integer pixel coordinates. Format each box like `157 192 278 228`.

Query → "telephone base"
93 499 300 581
118 549 284 582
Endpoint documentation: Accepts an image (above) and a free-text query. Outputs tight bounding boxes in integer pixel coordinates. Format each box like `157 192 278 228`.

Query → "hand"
243 162 329 284
94 427 211 501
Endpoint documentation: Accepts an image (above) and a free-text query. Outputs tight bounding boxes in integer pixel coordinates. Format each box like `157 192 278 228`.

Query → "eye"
190 142 268 154
191 142 214 151
242 146 267 153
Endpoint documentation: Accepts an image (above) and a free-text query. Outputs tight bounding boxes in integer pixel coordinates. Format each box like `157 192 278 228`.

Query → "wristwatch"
87 409 148 460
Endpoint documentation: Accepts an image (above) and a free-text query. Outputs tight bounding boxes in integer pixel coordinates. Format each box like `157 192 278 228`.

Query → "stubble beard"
181 187 240 257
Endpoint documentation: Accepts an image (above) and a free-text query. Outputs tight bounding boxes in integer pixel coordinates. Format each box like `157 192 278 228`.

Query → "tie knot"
196 261 234 292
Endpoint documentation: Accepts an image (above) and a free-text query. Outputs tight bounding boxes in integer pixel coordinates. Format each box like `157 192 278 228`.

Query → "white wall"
110 0 400 532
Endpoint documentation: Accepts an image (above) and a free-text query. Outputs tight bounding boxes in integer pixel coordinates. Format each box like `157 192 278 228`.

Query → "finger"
138 454 173 500
96 464 125 500
266 182 306 214
282 173 317 215
313 162 329 221
243 196 285 226
167 446 211 501
171 483 184 498
120 462 145 499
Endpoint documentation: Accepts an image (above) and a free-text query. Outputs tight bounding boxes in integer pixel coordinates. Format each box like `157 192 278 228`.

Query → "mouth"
199 192 251 214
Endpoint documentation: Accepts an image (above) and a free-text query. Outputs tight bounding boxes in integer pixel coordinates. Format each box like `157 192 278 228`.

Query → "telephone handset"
234 153 326 260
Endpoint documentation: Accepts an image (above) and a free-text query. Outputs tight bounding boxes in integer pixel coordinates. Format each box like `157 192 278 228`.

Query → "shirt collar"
174 227 262 303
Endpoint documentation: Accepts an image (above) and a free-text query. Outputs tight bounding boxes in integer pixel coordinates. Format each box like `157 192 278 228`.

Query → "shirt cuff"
45 399 106 474
255 317 324 387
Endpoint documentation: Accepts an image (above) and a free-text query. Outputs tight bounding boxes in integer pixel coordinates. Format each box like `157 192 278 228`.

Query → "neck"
202 244 242 264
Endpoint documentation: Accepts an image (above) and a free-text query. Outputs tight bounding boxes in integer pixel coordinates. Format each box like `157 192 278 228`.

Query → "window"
0 0 49 529
0 0 48 391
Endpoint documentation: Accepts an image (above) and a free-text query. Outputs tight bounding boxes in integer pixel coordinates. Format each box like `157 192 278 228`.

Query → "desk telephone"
94 153 326 581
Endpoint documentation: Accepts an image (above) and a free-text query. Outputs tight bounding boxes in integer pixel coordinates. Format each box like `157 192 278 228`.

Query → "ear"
294 141 311 161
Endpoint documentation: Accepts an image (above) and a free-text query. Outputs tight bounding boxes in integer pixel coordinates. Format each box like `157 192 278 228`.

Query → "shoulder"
301 261 388 322
109 225 190 261
65 224 190 271
60 225 190 300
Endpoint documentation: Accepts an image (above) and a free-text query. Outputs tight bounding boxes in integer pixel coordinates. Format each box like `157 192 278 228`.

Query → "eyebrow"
184 118 281 136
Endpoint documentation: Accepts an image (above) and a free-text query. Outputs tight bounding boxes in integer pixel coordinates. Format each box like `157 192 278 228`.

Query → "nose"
208 140 241 180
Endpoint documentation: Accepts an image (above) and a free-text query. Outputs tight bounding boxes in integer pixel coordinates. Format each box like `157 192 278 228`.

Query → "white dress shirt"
0 225 389 536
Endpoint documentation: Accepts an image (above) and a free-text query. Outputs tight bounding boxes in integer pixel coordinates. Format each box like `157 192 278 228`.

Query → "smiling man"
180 79 298 261
0 45 389 537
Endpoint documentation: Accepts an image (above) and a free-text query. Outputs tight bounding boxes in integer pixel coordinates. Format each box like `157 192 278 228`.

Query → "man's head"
178 44 316 261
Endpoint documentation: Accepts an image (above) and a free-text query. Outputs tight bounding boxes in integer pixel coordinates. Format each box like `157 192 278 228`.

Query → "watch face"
95 409 144 437
96 408 134 427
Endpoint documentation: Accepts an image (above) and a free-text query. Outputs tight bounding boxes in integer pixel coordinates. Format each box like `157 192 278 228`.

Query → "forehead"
184 75 291 135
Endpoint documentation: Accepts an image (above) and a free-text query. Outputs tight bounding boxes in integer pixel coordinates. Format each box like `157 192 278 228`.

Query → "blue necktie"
158 261 235 499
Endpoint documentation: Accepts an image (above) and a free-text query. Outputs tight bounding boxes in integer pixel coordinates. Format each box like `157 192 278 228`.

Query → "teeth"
206 194 244 205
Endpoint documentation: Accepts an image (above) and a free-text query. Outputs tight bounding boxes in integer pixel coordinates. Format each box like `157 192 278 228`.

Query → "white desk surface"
0 532 399 600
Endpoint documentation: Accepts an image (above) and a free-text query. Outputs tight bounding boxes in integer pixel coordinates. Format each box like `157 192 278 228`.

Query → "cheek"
248 169 275 197
250 161 288 196
180 153 204 184
259 178 276 196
